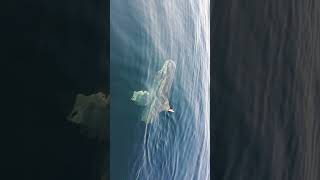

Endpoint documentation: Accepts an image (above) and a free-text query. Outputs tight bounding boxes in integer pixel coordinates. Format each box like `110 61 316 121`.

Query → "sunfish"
131 59 176 123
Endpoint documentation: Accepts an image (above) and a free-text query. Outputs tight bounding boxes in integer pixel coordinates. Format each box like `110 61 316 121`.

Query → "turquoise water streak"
111 0 210 179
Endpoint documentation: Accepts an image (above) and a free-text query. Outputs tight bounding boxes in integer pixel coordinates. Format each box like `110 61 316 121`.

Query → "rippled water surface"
110 0 210 179
212 1 320 180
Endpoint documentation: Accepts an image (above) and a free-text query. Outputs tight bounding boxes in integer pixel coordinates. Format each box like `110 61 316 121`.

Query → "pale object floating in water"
67 92 109 141
131 90 150 106
131 59 176 124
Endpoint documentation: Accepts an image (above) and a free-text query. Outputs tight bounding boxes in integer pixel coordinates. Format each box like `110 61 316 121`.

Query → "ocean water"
110 0 210 179
212 1 320 180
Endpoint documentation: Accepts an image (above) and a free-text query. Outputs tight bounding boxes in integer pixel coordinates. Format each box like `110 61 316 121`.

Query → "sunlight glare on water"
110 0 210 179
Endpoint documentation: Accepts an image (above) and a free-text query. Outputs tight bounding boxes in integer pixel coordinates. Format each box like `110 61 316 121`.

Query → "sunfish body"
131 60 176 123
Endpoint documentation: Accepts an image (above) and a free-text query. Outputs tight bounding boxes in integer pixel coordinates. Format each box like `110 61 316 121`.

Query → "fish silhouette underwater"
131 59 176 123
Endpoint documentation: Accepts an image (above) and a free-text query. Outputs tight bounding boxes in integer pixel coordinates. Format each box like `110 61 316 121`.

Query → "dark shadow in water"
7 0 109 180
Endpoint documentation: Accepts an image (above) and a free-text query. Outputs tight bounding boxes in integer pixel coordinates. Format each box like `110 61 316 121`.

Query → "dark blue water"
212 1 320 180
111 0 210 179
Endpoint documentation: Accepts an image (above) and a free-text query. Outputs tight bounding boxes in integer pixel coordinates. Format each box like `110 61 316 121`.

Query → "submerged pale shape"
67 92 109 141
131 59 176 123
